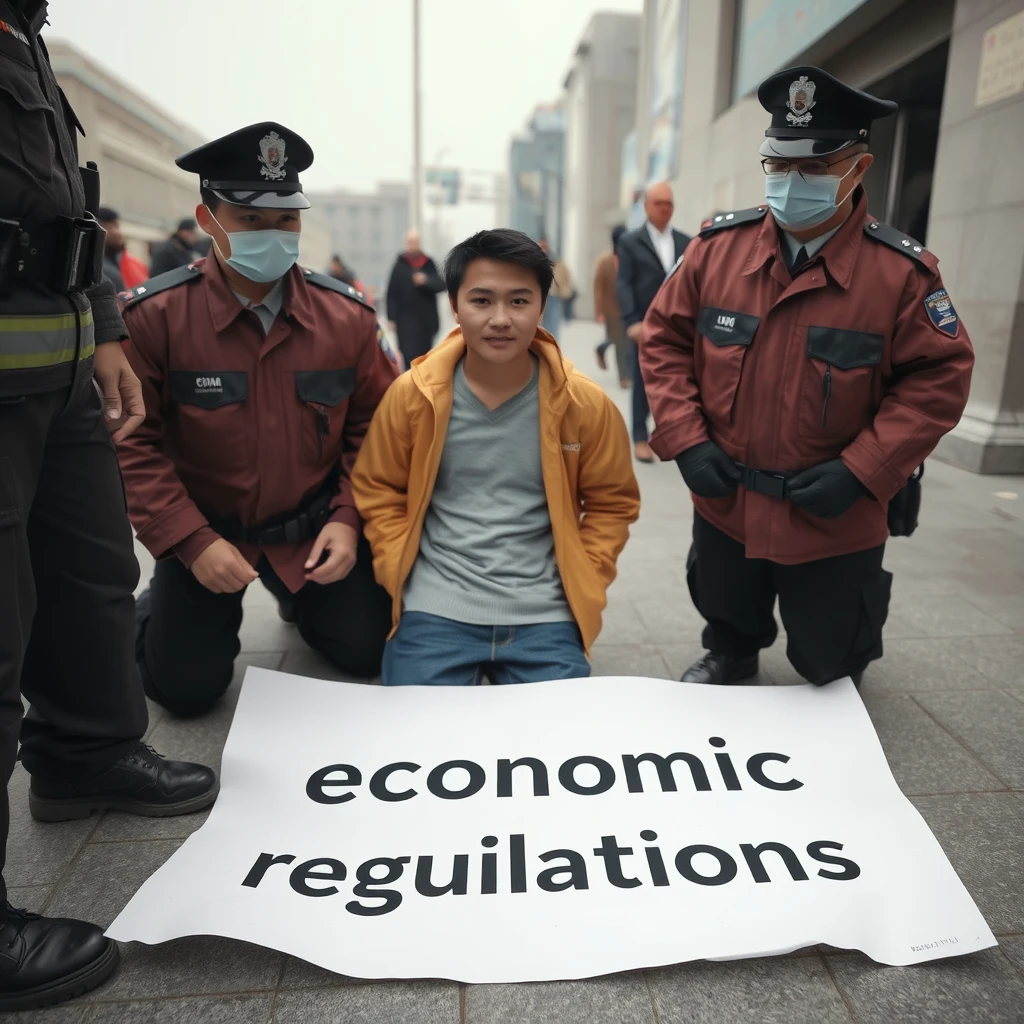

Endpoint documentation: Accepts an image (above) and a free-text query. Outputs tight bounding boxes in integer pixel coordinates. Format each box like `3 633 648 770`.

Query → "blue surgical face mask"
208 210 301 283
763 163 858 231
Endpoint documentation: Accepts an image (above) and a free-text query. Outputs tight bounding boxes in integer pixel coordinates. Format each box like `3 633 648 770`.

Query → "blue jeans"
382 612 590 686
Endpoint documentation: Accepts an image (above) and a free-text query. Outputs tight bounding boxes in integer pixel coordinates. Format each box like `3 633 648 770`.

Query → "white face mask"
207 208 301 283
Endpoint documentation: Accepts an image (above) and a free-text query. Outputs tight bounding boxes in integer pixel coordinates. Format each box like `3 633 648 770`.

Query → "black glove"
675 441 741 498
787 459 869 518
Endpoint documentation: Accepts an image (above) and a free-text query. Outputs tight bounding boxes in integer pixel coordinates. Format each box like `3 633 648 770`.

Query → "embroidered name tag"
561 442 581 453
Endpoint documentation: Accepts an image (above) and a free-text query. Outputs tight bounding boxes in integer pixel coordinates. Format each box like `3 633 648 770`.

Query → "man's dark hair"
178 215 199 231
444 229 554 305
97 206 118 224
611 224 626 248
199 188 221 214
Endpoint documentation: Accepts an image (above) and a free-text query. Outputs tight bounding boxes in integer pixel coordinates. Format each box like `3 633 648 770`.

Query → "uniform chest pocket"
295 368 355 465
169 371 248 469
696 306 759 428
800 327 883 442
0 56 56 185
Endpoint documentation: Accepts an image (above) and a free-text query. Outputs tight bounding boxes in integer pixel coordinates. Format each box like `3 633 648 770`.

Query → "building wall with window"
509 104 565 253
633 0 1024 473
306 184 410 301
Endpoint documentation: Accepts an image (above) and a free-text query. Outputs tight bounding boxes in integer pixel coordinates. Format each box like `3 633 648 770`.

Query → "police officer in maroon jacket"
641 67 974 688
118 123 398 718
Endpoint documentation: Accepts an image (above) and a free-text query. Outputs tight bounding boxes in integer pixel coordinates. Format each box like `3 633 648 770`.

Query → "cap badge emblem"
258 131 288 181
786 75 816 127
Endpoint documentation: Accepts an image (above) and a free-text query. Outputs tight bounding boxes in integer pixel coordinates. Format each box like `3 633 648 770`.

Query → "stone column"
930 0 1024 473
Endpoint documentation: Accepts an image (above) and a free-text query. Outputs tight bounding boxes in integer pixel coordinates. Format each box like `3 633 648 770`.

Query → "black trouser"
687 512 891 685
136 538 392 718
0 371 148 902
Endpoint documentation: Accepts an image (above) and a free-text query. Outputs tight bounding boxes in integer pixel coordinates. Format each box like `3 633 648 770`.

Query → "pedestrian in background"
329 254 366 295
616 183 690 463
386 229 446 365
97 207 148 290
537 237 574 340
149 217 202 276
641 67 973 688
593 224 630 388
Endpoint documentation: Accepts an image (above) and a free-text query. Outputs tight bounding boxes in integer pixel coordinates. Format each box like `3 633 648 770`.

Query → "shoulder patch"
303 270 375 312
122 263 202 308
863 221 929 264
924 288 960 338
699 206 768 237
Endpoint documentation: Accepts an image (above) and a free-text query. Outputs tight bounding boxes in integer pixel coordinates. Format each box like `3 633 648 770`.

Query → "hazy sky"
47 0 642 194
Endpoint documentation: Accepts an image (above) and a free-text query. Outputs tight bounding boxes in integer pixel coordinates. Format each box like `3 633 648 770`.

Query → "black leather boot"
680 652 760 685
28 744 219 822
0 904 118 1011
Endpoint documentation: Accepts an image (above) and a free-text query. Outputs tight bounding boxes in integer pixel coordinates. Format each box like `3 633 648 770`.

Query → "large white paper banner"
108 670 995 981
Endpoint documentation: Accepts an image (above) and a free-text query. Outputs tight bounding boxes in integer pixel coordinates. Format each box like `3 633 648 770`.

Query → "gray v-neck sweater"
402 358 573 625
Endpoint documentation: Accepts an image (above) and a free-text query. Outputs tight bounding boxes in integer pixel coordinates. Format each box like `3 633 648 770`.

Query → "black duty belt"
736 463 794 500
205 475 338 547
0 215 105 292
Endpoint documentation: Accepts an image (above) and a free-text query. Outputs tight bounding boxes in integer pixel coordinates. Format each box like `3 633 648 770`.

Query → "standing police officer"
641 67 974 688
118 123 397 717
0 0 218 1012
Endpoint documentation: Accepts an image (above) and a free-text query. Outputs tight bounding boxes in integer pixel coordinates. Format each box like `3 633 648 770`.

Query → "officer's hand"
412 271 428 286
191 538 259 593
93 342 146 443
305 522 359 585
788 459 869 519
675 441 741 498
626 322 645 343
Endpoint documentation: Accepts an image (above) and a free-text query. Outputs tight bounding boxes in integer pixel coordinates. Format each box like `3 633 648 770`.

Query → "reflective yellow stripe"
0 310 95 370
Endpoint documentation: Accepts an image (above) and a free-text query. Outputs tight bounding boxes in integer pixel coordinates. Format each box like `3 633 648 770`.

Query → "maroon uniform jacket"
118 256 398 591
641 190 974 564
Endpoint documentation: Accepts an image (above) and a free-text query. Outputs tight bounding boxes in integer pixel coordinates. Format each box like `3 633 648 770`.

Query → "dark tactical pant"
687 512 891 685
0 372 148 902
136 538 392 718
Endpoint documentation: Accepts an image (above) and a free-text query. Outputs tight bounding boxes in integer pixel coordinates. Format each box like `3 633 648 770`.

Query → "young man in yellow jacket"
352 229 640 686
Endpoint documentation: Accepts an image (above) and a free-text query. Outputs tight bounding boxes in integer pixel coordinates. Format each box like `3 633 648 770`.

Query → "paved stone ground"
6 320 1024 1022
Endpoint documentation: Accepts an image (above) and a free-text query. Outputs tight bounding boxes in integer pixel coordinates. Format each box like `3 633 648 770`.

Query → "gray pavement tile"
858 638 984 695
886 594 1013 639
4 765 97 888
239 604 303 653
632 593 706 642
47 840 182 929
1001 935 1024 981
945 635 1024 693
647 955 851 1024
591 599 648 646
278 647 377 684
861 694 1004 795
90 806 211 843
465 974 654 1023
84 994 273 1023
828 947 1024 1024
962 591 1024 633
272 981 460 1023
912 793 1024 934
5 883 52 912
5 1006 88 1024
590 644 671 679
81 937 281 1002
913 691 1024 788
278 955 367 989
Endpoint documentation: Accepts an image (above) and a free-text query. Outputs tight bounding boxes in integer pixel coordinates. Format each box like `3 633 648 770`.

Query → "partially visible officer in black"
0 0 219 1012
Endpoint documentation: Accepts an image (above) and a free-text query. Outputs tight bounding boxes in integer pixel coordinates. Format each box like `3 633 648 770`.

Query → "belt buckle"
759 472 789 500
283 517 306 545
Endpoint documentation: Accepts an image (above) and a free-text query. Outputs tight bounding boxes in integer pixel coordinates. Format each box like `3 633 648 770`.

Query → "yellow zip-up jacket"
351 328 641 654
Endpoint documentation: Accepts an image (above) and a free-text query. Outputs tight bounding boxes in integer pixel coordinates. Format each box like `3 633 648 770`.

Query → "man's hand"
411 271 427 287
93 342 145 442
191 538 259 593
788 459 869 518
626 322 644 342
675 441 741 498
305 522 359 584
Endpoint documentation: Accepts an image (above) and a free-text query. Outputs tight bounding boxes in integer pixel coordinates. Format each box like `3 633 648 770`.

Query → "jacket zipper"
821 363 832 428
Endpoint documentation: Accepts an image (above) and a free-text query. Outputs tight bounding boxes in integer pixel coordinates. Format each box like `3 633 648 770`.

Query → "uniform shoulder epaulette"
863 220 929 264
302 269 375 312
122 262 202 308
698 206 768 237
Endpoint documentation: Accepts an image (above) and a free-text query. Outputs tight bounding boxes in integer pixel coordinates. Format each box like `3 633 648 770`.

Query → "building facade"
561 12 642 318
306 184 410 300
633 0 1024 473
509 104 566 253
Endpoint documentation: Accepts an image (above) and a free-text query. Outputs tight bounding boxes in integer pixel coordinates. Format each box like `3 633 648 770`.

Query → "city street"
5 319 1024 1022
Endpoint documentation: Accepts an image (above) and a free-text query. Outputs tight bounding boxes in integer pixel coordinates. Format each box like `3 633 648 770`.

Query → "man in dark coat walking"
386 230 446 364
